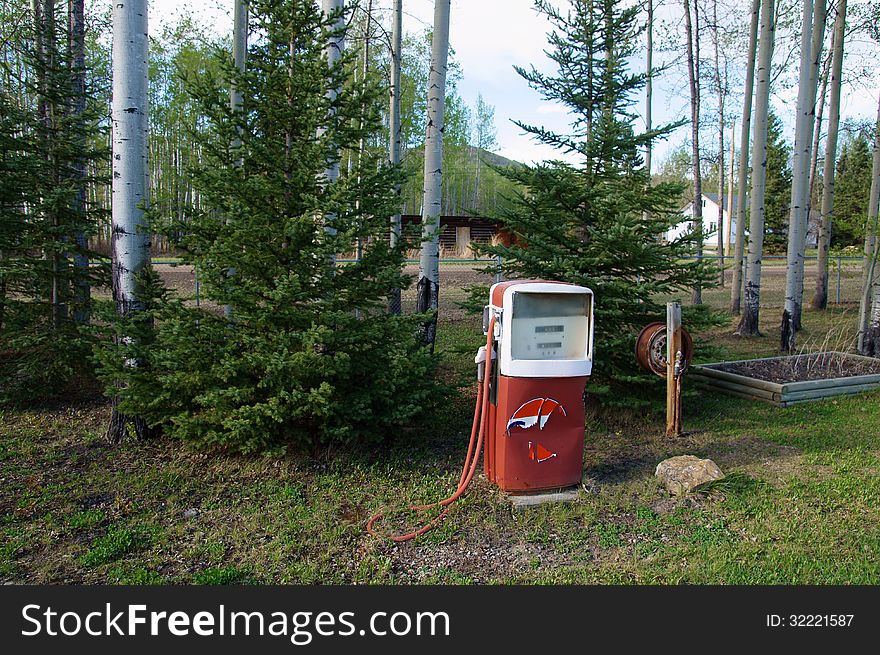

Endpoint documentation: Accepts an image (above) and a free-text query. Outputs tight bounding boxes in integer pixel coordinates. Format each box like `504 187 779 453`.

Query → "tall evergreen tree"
0 0 106 403
472 0 716 388
96 0 437 452
833 134 873 247
763 111 793 253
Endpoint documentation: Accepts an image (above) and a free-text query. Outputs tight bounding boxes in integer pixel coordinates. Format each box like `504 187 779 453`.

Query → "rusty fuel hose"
366 315 496 542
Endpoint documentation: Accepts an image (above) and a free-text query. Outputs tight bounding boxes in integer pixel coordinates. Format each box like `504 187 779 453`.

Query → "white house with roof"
667 192 740 248
666 192 820 249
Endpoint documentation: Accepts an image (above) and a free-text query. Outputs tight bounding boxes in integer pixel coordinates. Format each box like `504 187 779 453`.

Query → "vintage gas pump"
479 281 594 492
367 279 593 541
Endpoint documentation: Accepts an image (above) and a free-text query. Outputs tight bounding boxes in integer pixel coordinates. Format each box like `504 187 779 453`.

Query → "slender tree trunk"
106 0 152 443
683 0 703 305
725 124 735 257
320 0 344 267
416 0 451 349
389 0 403 314
645 0 653 178
812 0 845 311
712 0 725 286
736 0 776 336
355 0 373 267
807 40 833 210
731 0 760 314
225 0 247 319
858 93 880 354
781 0 826 351
69 0 89 324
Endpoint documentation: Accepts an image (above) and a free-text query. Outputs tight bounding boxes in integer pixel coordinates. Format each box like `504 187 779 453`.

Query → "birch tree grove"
388 0 403 315
106 0 152 443
417 0 451 349
736 0 776 336
812 0 845 311
780 0 826 352
730 0 761 315
683 0 703 305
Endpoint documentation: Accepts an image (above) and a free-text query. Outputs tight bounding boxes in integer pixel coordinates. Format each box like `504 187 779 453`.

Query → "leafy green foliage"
469 0 720 395
96 0 440 452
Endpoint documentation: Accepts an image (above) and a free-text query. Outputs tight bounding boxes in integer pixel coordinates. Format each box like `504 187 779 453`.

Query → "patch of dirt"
714 352 880 383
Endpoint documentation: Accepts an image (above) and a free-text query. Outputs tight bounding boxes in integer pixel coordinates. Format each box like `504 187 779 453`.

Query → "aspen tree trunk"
416 0 451 349
858 93 880 355
69 0 89 323
389 0 403 314
781 0 826 351
812 0 844 311
725 124 734 256
645 0 653 179
683 0 703 305
321 0 344 266
736 0 776 336
807 39 832 219
730 0 760 314
355 0 373 266
106 0 152 443
712 0 725 286
225 0 247 319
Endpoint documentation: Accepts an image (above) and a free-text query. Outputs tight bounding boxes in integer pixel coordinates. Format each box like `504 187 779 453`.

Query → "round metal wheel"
635 322 694 377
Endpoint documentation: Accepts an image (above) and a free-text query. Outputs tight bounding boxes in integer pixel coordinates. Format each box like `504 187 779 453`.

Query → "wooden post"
666 302 683 437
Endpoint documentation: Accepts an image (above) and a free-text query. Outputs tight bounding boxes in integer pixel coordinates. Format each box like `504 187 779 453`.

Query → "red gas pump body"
484 281 594 492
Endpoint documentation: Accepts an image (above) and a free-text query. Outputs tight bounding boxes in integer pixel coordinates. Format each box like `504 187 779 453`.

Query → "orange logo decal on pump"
528 441 557 463
506 397 567 434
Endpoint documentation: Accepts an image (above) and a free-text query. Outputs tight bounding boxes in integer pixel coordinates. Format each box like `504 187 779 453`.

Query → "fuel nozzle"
474 345 495 382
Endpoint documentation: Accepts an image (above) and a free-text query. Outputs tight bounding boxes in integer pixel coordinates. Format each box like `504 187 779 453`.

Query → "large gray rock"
655 455 724 496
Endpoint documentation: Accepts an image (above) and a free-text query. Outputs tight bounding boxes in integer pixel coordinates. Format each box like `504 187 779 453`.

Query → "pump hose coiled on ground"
366 315 496 542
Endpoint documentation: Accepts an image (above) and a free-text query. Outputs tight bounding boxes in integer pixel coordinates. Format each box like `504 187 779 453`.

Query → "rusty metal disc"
635 322 694 377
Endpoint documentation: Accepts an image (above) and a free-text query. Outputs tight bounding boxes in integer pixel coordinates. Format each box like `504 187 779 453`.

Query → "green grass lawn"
1 299 879 584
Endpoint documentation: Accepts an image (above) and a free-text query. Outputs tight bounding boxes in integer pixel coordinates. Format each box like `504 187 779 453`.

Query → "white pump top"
489 282 594 378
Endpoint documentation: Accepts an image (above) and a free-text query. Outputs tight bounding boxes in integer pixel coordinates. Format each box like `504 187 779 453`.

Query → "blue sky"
150 0 880 170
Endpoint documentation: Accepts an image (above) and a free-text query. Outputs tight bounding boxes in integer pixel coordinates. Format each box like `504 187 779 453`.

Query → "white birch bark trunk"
389 0 403 314
781 0 826 351
416 0 451 348
812 1 845 311
858 93 880 355
321 0 344 266
645 0 653 178
683 0 703 305
70 0 89 323
225 0 247 319
713 0 725 287
107 0 151 442
730 0 760 314
736 0 776 336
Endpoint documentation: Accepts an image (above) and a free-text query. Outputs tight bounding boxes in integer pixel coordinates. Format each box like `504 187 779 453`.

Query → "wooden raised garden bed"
691 351 880 407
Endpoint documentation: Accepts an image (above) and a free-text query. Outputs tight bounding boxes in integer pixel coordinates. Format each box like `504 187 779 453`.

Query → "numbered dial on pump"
635 322 694 377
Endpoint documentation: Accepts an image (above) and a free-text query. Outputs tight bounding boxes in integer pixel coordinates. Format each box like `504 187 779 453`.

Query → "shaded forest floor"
1 266 878 584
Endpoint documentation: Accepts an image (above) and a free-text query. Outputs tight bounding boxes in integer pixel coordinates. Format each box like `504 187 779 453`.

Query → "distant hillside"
399 144 523 217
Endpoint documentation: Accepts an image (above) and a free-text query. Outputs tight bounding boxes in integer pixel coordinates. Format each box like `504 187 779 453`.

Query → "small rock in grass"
183 508 200 519
655 455 724 496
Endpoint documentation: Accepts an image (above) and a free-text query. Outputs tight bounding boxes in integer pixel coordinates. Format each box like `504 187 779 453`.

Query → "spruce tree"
0 0 106 403
471 0 717 388
96 0 438 452
833 134 873 247
763 111 793 253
